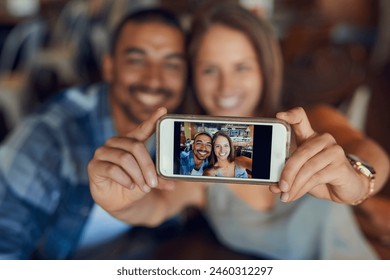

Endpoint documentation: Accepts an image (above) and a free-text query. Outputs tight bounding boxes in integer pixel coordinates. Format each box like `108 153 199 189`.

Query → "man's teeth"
136 92 164 106
216 96 240 108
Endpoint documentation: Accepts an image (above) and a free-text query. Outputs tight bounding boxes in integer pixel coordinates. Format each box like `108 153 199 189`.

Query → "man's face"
192 134 212 161
105 21 186 127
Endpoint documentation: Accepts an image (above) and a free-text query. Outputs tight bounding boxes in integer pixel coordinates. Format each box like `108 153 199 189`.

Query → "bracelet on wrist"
346 154 376 206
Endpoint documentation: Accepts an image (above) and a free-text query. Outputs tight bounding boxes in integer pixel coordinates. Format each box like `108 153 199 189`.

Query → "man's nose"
143 63 163 89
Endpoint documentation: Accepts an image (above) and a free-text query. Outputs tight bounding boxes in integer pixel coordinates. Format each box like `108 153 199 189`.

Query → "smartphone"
156 114 291 184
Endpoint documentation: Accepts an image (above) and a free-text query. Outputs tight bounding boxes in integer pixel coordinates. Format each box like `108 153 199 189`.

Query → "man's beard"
120 84 176 125
128 84 175 98
194 150 210 161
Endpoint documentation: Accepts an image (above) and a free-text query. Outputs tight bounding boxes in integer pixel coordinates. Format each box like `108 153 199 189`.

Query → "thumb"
276 107 316 144
126 107 167 141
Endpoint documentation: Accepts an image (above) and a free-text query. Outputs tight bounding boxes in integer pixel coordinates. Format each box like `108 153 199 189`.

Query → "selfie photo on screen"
175 121 273 179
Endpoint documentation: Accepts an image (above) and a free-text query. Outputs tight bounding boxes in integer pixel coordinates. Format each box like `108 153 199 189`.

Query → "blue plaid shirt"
180 150 209 175
0 83 118 259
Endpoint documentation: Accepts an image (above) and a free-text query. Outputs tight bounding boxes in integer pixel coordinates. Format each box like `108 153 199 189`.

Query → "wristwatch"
346 154 376 205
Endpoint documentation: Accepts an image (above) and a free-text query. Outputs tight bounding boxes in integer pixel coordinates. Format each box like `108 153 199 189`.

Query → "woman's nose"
219 71 236 95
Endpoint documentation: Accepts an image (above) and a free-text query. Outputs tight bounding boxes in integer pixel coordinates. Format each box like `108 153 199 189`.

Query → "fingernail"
279 180 289 192
149 176 158 188
281 192 289 202
143 185 151 193
157 107 166 113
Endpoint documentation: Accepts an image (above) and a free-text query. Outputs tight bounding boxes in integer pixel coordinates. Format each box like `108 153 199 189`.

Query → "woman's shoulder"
234 163 248 178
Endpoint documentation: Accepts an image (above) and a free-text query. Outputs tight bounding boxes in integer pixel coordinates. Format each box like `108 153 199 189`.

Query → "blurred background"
1 0 389 257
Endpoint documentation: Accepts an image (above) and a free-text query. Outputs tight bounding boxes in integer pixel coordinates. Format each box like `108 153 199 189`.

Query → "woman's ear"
102 54 113 82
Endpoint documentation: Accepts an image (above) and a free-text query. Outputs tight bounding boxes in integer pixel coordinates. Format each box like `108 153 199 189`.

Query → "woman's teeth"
216 95 240 109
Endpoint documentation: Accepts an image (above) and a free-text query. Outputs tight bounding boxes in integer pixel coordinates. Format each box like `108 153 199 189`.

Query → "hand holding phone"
88 108 172 217
156 115 291 185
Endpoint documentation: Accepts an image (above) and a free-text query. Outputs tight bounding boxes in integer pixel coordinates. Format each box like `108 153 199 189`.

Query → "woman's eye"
237 64 251 72
202 67 217 75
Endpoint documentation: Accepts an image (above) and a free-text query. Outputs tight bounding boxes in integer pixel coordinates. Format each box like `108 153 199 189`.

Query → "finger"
104 137 158 189
88 159 135 190
269 184 281 194
279 133 336 192
126 107 167 141
276 107 316 144
283 148 336 201
287 168 335 202
94 145 153 192
157 177 176 191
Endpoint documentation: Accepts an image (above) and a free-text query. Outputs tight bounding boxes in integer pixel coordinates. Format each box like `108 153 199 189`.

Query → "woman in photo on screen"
203 131 249 178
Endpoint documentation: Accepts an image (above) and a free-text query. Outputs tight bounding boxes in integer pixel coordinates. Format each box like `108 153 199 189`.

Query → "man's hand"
88 107 174 213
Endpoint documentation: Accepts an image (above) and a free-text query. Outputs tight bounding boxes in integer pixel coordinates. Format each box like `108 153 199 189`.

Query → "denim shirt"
0 83 116 259
180 150 209 175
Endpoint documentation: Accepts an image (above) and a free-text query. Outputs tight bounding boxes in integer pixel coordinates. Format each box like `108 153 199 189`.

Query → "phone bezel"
156 114 291 185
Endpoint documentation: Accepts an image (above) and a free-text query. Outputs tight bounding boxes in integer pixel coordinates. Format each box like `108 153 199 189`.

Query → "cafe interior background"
0 0 390 258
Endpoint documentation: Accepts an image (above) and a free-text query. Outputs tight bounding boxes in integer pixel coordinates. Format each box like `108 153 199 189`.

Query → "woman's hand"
271 107 369 204
88 107 175 214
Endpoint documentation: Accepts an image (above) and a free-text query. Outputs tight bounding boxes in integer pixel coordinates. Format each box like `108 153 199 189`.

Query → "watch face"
346 154 376 175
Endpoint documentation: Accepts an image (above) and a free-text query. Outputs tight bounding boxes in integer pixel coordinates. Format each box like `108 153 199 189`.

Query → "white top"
77 204 130 249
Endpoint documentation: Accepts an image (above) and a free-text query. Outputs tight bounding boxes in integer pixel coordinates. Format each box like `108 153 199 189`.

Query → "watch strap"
346 154 376 205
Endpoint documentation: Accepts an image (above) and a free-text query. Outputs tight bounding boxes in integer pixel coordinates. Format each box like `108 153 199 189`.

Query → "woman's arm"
235 156 253 172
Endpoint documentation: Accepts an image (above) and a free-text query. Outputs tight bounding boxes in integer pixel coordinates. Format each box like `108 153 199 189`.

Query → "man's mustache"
128 84 174 98
196 149 210 153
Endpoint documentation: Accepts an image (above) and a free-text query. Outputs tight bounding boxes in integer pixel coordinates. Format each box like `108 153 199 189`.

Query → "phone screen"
173 121 273 179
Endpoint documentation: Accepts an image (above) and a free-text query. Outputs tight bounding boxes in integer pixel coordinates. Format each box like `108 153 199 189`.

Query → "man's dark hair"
109 8 184 54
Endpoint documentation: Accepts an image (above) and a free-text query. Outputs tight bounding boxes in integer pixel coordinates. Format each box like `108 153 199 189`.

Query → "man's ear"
102 54 113 82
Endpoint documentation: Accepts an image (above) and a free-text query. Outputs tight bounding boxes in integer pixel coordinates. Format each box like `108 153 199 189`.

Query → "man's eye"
127 58 144 65
165 63 182 71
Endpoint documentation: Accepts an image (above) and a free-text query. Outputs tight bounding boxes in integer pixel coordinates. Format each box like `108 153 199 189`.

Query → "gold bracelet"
346 154 376 205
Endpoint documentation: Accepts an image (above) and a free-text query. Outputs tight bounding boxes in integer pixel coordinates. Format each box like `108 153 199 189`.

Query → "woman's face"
194 24 263 117
214 135 231 162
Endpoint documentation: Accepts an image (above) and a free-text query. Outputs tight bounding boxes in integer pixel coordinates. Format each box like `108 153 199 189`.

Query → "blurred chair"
0 109 9 143
50 0 112 83
0 17 47 130
0 18 47 73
